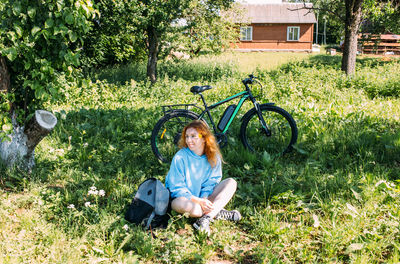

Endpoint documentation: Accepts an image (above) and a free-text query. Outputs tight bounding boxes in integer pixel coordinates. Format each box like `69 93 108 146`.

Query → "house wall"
235 23 314 51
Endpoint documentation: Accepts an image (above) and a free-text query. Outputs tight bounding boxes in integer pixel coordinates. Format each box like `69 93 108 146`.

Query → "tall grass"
1 52 400 263
88 52 310 85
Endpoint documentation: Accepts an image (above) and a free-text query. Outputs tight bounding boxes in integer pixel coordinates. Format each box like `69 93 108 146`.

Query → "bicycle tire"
240 104 298 158
151 110 200 163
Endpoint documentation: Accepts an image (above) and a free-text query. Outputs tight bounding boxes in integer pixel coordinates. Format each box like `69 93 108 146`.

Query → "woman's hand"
198 198 214 214
191 196 214 214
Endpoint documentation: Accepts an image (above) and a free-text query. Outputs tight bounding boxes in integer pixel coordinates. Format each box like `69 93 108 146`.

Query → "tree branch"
288 2 345 22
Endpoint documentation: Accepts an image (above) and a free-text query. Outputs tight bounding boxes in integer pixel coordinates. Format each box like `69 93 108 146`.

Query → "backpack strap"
145 211 156 229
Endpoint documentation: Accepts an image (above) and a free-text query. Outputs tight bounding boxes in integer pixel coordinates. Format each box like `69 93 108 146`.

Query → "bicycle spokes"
242 107 296 157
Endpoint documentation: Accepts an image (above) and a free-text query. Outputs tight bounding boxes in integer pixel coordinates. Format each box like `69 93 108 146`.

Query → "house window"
240 26 252 41
287 26 300 41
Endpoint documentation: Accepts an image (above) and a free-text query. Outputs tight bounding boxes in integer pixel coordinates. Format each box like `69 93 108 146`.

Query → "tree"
295 0 362 75
299 0 400 75
80 0 146 69
168 1 241 56
132 0 190 84
136 0 235 83
0 0 96 170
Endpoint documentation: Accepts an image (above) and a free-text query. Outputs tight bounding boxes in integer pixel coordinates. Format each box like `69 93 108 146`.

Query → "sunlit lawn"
193 51 311 73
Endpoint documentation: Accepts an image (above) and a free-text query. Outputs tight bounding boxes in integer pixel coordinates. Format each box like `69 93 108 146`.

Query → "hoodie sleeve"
165 154 192 200
199 158 222 198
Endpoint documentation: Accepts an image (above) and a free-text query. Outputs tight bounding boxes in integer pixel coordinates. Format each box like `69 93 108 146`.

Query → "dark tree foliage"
0 0 95 133
361 1 400 34
80 0 146 69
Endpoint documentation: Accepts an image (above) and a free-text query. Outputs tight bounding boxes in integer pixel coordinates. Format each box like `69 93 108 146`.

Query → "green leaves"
69 31 78 42
3 47 17 61
0 0 96 124
31 26 41 36
1 123 12 132
64 51 80 66
64 12 74 25
13 25 23 38
27 6 36 18
12 3 21 16
45 18 54 29
0 93 13 141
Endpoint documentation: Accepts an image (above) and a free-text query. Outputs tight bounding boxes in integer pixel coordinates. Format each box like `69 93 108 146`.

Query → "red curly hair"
178 120 222 167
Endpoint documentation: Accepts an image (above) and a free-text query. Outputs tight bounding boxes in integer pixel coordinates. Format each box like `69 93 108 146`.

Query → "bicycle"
151 75 298 163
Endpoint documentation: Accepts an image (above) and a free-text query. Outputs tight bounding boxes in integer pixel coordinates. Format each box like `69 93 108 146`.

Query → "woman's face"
185 127 205 155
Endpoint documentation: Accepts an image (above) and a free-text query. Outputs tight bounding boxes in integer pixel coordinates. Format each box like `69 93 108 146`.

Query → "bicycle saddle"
190 85 212 94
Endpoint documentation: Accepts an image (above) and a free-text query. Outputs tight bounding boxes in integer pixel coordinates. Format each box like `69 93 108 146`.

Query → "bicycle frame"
197 77 270 136
197 90 249 134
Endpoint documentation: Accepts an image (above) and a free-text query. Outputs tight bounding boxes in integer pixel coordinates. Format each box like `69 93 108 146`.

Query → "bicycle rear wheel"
151 111 199 163
240 104 298 158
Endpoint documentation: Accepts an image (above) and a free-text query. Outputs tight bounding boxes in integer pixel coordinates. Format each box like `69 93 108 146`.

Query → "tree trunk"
0 57 10 92
147 26 159 84
1 56 57 171
341 0 363 75
0 110 57 171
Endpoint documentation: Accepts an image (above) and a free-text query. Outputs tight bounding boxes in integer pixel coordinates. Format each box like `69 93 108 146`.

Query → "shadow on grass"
225 112 400 207
0 107 168 201
1 104 399 207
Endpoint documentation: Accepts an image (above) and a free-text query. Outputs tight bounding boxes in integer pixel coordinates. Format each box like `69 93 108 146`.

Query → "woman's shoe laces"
215 209 241 222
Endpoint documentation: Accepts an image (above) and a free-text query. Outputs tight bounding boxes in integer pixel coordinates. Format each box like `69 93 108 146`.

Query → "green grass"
1 52 400 263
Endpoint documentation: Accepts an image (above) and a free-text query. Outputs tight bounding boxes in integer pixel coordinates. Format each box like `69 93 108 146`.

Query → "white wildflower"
312 214 320 228
67 204 75 209
56 149 65 154
123 224 129 231
88 186 98 196
88 190 98 195
83 143 89 147
84 202 91 207
99 190 105 197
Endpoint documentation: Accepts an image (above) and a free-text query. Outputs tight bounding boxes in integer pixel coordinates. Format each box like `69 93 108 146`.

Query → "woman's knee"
224 178 237 191
171 197 202 217
171 197 189 212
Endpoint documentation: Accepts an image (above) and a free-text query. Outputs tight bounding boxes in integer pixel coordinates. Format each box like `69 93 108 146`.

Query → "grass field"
1 52 400 263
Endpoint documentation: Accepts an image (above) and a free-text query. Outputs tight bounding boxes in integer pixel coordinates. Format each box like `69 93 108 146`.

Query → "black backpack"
125 178 170 229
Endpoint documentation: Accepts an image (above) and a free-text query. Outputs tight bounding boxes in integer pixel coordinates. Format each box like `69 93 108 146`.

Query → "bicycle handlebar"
242 74 256 85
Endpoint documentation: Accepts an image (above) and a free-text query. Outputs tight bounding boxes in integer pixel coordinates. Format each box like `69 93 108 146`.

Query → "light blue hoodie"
165 148 222 200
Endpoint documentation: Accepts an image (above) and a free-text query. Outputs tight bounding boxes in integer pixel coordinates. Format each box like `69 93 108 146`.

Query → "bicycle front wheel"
240 104 298 158
151 111 199 163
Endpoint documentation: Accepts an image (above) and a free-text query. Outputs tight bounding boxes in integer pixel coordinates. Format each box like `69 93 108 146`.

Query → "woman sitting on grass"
165 120 241 235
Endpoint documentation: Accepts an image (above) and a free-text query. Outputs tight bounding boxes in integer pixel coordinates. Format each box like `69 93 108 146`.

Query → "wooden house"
233 3 317 52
